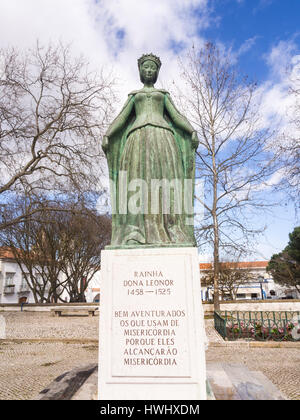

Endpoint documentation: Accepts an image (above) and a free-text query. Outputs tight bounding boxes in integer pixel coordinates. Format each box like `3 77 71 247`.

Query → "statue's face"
140 60 158 83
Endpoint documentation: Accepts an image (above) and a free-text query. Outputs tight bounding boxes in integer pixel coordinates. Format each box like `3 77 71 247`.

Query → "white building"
199 261 300 301
0 248 34 304
82 271 101 303
1 248 299 304
0 247 101 304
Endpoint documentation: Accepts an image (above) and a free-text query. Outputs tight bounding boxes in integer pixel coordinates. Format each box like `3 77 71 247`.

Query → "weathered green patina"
102 54 199 249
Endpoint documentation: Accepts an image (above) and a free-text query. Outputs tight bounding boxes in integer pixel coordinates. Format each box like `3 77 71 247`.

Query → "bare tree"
176 43 279 309
1 201 66 303
1 196 111 303
58 210 111 302
0 41 115 230
275 63 300 206
202 262 254 301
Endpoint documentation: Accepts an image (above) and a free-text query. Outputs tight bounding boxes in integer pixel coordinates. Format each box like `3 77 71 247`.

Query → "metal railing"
214 311 300 342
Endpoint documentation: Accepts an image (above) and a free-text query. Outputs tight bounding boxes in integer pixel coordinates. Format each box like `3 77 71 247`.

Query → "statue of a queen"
102 54 199 249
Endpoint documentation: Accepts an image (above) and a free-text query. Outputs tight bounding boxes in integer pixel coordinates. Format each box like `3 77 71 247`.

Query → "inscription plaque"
99 248 207 400
111 256 191 377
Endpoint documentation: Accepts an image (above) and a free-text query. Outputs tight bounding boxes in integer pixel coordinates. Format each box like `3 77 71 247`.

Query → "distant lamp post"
207 286 213 302
258 276 264 300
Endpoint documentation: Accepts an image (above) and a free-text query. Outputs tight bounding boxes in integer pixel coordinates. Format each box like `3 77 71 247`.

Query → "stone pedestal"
98 247 207 400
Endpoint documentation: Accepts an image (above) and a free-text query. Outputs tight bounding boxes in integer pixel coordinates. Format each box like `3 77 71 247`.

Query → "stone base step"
207 363 286 400
37 363 287 400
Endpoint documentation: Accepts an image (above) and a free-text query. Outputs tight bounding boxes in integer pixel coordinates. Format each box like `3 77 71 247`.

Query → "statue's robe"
104 89 197 248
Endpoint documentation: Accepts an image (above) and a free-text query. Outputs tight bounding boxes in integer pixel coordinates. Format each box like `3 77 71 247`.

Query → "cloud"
253 0 274 14
0 0 212 211
257 39 299 133
0 1 103 52
98 0 210 52
237 36 260 56
94 0 212 96
0 0 211 100
265 39 298 81
1 2 297 139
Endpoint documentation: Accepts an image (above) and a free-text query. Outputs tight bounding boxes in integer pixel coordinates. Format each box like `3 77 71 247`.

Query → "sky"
0 0 299 261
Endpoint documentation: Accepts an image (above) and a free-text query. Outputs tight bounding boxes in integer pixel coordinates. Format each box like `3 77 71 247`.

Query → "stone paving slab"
251 371 287 400
0 341 98 400
1 312 98 340
0 341 298 400
205 347 300 400
0 312 299 400
207 363 242 400
37 364 97 400
72 368 98 400
36 363 286 401
221 363 285 400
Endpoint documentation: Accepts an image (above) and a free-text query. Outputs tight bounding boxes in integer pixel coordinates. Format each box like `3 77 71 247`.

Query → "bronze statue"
102 54 199 248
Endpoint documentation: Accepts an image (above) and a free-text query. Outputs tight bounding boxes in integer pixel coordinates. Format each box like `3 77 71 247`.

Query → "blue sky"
0 0 299 260
203 0 300 82
199 0 300 260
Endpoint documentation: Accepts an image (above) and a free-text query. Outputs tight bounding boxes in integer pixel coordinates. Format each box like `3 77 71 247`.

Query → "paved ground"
0 312 299 400
2 311 98 340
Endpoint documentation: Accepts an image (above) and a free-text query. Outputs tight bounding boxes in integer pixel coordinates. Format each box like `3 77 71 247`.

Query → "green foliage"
286 226 300 263
267 227 300 292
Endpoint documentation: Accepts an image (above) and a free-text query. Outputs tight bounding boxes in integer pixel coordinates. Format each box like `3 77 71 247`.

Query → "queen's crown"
138 53 162 70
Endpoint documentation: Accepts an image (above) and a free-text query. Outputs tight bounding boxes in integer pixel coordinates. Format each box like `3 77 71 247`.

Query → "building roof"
199 261 269 270
0 247 40 262
0 247 269 272
0 247 16 260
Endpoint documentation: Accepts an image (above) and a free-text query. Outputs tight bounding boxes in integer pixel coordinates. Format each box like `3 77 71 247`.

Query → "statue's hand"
102 135 109 154
191 131 199 150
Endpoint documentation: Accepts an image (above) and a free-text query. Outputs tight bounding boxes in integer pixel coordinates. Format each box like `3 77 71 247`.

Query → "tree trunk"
212 141 220 311
213 237 220 311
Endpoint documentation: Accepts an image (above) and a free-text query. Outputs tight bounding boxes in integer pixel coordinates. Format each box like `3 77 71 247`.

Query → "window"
20 275 30 292
5 273 15 286
251 293 258 299
236 293 246 299
4 273 15 294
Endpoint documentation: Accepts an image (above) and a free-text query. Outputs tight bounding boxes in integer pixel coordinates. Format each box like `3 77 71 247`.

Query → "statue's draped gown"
105 89 197 248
